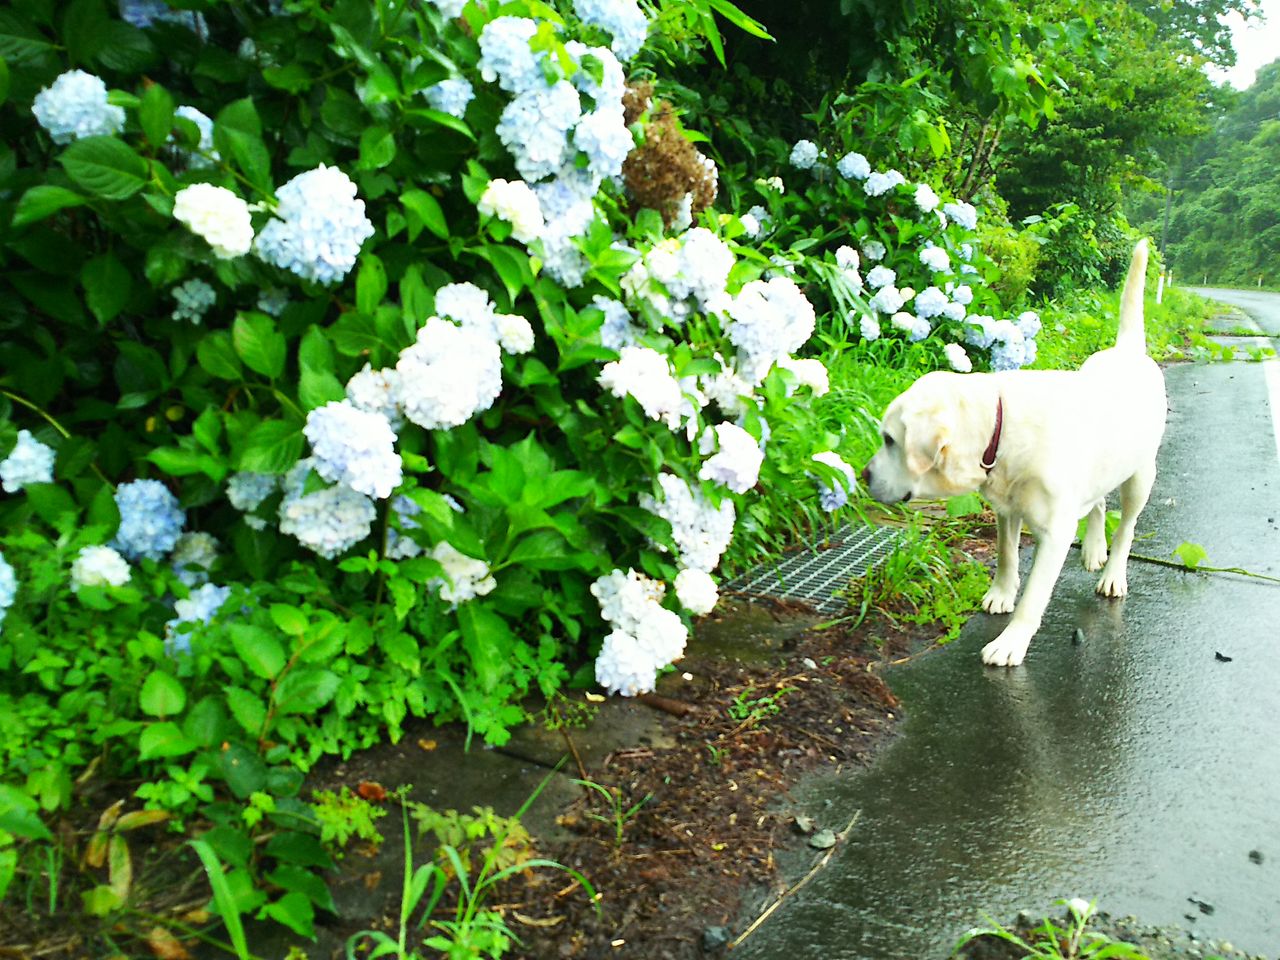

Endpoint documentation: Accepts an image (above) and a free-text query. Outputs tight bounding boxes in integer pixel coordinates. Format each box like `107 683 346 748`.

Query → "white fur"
863 241 1166 666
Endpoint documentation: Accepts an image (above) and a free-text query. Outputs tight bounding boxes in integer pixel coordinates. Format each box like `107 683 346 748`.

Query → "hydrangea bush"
0 0 1038 933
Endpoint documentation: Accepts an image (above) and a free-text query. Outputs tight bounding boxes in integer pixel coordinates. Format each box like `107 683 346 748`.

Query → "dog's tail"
1114 238 1150 353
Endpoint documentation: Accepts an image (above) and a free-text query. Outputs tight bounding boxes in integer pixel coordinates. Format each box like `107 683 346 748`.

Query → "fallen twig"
1130 551 1280 584
638 692 699 717
727 809 862 951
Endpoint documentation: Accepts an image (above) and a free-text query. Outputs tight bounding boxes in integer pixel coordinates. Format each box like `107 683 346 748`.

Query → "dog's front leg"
981 511 1022 614
981 522 1074 667
1081 499 1108 572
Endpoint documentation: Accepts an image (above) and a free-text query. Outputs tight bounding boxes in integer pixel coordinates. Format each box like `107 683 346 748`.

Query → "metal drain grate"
725 523 902 614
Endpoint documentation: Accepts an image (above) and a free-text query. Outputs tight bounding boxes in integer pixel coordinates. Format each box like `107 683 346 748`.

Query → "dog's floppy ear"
902 409 950 477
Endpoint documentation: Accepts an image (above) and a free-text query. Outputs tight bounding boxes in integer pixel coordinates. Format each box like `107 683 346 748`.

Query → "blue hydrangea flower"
0 551 15 632
171 278 217 323
119 0 207 34
478 17 543 95
303 400 403 500
112 479 186 561
254 165 375 284
32 70 126 145
278 459 376 558
573 0 648 61
496 81 582 182
423 78 475 119
165 582 231 656
1 430 56 493
173 105 218 168
859 314 881 341
574 107 634 183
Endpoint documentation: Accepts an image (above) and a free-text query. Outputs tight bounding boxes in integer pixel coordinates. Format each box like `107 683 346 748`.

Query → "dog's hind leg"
982 522 1075 667
1081 499 1108 572
982 511 1022 614
1096 461 1157 598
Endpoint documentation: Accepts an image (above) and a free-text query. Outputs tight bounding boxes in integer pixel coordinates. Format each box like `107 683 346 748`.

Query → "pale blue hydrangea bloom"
992 339 1031 371
573 0 648 61
478 17 543 95
171 532 218 586
173 105 218 168
535 172 600 287
565 41 627 106
913 286 949 319
496 81 582 182
863 170 905 197
574 107 634 183
423 77 475 118
811 452 857 512
909 316 932 342
32 70 126 144
865 265 896 290
941 301 967 323
790 139 820 170
278 459 376 558
697 422 763 494
861 239 887 262
119 0 207 33
1017 310 1042 339
0 551 15 631
1 430 56 493
919 245 951 273
254 165 374 284
165 583 232 656
113 479 185 561
226 472 277 514
256 287 290 317
171 278 217 323
345 364 404 430
303 400 403 500
964 314 997 350
593 295 640 351
394 317 504 430
837 151 871 180
427 0 468 18
860 314 881 341
724 276 817 384
638 473 735 573
943 200 979 231
385 495 424 560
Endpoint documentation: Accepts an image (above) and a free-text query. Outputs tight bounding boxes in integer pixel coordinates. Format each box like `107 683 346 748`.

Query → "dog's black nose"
859 466 870 484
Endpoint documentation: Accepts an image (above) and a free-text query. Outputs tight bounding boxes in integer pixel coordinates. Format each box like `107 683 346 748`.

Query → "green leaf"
197 331 244 380
63 0 111 65
214 99 271 192
260 891 315 938
235 419 303 474
273 668 340 714
138 721 197 760
298 369 345 412
229 624 286 680
356 254 387 314
12 185 89 227
455 605 510 693
266 865 336 914
59 137 149 200
0 11 56 62
0 58 10 107
1174 541 1208 570
232 312 286 379
138 82 175 146
265 831 334 870
269 604 308 637
0 786 52 841
82 253 132 324
401 189 448 241
297 327 334 376
219 742 267 798
139 671 186 717
262 63 312 94
358 125 396 169
225 686 268 737
189 840 250 959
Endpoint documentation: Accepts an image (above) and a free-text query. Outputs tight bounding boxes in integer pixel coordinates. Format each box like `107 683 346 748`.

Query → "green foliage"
725 683 797 728
311 786 388 851
951 898 1151 959
410 802 534 879
571 779 652 845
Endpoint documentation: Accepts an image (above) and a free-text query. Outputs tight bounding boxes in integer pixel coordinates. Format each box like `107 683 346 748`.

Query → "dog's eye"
882 432 895 448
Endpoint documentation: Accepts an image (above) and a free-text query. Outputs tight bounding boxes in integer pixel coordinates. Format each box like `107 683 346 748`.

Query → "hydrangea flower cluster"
385 495 424 561
277 459 376 558
171 278 217 323
394 317 503 430
70 545 132 592
811 452 858 512
303 400 403 500
790 139 820 170
113 479 185 561
119 0 206 33
0 552 15 631
919 246 951 273
944 200 979 231
479 178 545 244
226 472 277 530
32 70 125 144
592 569 687 696
598 346 686 431
673 568 718 616
698 422 763 494
254 165 374 284
572 0 649 61
1 430 56 493
864 169 906 197
423 77 475 118
345 364 404 429
725 276 817 383
430 542 496 605
173 105 218 168
837 151 871 180
944 342 974 373
166 583 232 656
173 184 253 259
622 228 735 320
964 315 1039 371
639 473 735 573
171 532 218 586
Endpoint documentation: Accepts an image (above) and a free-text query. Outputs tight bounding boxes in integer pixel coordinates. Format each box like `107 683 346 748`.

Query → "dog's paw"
1081 544 1108 572
982 584 1018 615
1096 569 1128 598
981 627 1032 667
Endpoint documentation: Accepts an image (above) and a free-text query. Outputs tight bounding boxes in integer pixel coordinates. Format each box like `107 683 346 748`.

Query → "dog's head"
862 371 992 503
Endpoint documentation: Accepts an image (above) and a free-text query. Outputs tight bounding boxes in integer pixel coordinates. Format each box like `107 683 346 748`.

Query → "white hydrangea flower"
254 165 374 284
674 568 718 615
835 245 860 272
869 285 906 315
434 282 495 329
395 317 503 431
864 170 905 197
1017 310 1042 338
496 80 582 182
739 212 761 237
725 276 817 384
790 139 820 170
70 545 132 591
166 582 232 657
919 245 951 273
944 342 973 373
639 473 735 573
345 363 404 429
227 472 277 513
593 295 640 351
943 200 978 231
699 354 756 417
385 494 425 561
174 184 254 259
171 531 218 586
595 629 658 696
428 0 468 17
860 313 881 341
1 430 56 492
430 542 496 605
837 151 871 180
861 239 887 262
591 567 688 697
0 551 13 629
914 286 950 319
776 355 829 396
914 183 941 213
173 105 219 168
952 284 974 306
304 400 403 500
598 346 685 430
478 178 545 244
32 69 125 144
941 301 968 322
495 313 535 354
865 265 896 290
591 568 665 627
811 451 857 511
573 0 649 61
278 459 376 558
698 422 763 494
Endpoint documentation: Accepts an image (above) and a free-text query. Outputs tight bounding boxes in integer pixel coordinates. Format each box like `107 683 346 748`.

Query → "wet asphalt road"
737 289 1280 959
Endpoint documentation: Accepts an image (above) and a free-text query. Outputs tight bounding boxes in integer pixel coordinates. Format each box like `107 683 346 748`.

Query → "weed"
705 743 726 766
410 803 534 878
726 684 798 729
571 779 652 845
537 693 599 733
310 786 387 852
951 898 1150 959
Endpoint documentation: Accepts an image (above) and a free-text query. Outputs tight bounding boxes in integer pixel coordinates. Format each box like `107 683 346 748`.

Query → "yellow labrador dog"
861 240 1165 666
